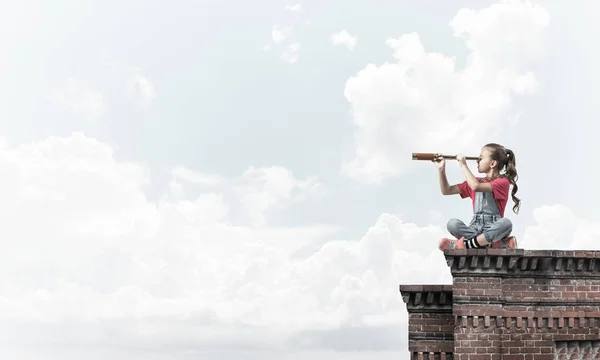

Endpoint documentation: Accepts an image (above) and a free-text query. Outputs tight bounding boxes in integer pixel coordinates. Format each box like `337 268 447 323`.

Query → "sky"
1 0 600 359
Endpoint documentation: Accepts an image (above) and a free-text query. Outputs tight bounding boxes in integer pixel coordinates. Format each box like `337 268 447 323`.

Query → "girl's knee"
446 218 462 232
498 217 513 231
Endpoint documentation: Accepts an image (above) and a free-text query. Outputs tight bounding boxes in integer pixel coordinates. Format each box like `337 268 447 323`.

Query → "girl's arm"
439 167 460 195
459 162 492 192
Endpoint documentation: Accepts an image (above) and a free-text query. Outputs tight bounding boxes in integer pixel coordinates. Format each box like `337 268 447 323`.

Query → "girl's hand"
456 154 467 166
433 153 445 169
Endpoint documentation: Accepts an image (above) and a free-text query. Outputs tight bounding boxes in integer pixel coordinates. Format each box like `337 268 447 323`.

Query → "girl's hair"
484 143 521 214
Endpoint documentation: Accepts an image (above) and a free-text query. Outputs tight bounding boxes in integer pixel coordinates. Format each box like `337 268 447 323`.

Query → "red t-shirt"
457 177 510 217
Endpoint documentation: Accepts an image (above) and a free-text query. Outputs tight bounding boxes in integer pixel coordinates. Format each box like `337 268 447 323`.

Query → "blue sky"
1 0 600 359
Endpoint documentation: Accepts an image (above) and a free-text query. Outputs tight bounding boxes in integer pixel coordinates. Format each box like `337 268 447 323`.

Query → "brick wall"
400 249 600 360
400 285 454 360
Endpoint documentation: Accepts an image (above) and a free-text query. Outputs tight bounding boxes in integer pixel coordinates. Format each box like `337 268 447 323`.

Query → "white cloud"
167 166 226 200
272 24 291 44
126 66 156 109
285 4 303 13
236 166 323 227
522 204 600 250
50 78 105 119
331 30 357 50
281 43 301 64
171 166 225 185
511 71 538 94
0 132 454 357
342 0 550 183
267 6 306 62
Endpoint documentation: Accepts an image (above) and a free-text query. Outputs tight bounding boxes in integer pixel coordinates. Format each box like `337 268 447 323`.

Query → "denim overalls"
446 186 513 247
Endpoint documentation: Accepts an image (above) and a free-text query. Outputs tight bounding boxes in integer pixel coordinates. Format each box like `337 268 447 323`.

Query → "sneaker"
490 236 518 249
438 237 465 250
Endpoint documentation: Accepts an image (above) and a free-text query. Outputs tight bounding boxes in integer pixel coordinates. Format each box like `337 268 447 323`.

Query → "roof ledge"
399 284 453 312
444 249 600 278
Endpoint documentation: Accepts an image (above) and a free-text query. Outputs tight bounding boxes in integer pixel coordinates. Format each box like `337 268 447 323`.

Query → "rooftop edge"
444 249 600 278
444 249 600 258
399 284 453 311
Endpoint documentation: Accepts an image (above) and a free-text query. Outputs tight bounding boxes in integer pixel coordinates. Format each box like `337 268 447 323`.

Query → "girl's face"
476 147 495 173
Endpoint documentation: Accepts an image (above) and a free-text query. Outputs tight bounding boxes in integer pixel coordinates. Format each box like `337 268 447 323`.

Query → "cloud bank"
0 132 452 357
343 0 550 183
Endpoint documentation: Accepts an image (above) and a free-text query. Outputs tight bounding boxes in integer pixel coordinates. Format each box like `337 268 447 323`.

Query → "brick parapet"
400 285 454 312
444 249 600 279
445 250 600 323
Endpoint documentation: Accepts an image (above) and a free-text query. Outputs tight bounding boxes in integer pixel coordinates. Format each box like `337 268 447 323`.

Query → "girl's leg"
446 218 478 239
464 218 514 248
441 217 517 250
482 218 513 244
439 218 478 250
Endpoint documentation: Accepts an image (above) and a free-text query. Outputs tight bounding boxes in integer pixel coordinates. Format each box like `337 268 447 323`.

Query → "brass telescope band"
411 153 479 161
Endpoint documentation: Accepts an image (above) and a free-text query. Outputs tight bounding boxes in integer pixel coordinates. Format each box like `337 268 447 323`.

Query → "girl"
435 143 520 250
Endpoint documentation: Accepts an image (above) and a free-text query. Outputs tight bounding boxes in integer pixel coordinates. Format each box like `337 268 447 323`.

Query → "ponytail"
483 143 522 214
504 148 521 214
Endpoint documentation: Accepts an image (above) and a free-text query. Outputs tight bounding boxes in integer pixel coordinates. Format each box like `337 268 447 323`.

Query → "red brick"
469 355 492 360
501 356 524 360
